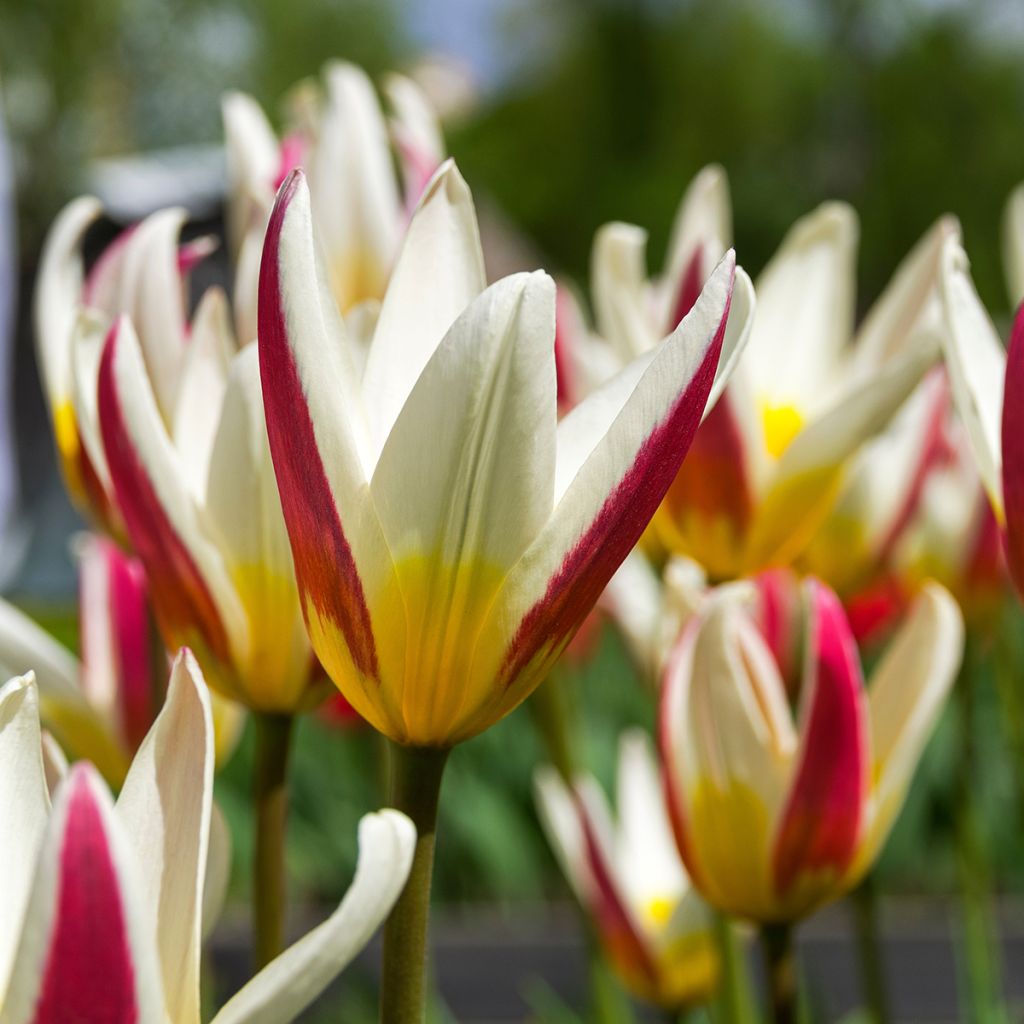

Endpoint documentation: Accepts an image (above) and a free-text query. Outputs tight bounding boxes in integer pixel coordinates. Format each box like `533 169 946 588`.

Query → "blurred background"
5 0 1024 1019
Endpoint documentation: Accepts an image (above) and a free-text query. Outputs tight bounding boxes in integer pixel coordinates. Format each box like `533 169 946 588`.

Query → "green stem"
954 640 1007 1024
252 712 294 968
760 923 796 1024
380 744 450 1024
714 911 756 1024
850 874 891 1024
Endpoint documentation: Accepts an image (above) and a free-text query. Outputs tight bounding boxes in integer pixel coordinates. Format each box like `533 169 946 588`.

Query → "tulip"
98 311 329 960
660 575 962 925
585 170 947 580
0 534 245 784
223 61 444 344
34 198 219 536
0 651 415 1023
535 730 718 1011
258 158 742 1019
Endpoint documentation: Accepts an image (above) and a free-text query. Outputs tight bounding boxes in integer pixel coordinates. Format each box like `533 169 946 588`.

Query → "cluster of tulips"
3 54 1024 1023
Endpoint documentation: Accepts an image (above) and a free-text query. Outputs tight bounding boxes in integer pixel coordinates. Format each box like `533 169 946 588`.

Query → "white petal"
204 346 312 710
744 202 858 412
371 271 556 571
115 650 213 1024
307 61 402 312
852 215 960 372
853 584 963 877
939 238 1007 514
659 163 732 326
591 221 659 362
361 160 486 461
172 287 235 497
211 810 416 1024
0 675 50 997
615 730 688 912
1004 183 1024 308
202 800 232 940
33 196 101 411
0 598 126 784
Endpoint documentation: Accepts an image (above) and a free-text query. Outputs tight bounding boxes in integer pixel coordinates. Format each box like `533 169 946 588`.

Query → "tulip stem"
252 711 294 968
380 743 450 1024
760 923 796 1024
714 911 757 1024
850 874 891 1023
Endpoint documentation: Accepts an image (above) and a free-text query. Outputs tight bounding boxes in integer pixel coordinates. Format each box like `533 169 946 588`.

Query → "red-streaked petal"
79 535 156 755
489 255 735 708
577 792 660 993
2 763 165 1024
772 580 868 901
753 568 804 697
666 245 705 335
97 317 235 677
257 170 382 685
1001 302 1024 596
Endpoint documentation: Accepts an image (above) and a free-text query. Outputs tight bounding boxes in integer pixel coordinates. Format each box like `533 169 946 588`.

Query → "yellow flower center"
760 401 804 458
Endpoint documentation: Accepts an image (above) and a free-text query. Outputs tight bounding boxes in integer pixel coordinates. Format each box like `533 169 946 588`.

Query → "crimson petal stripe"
257 170 379 681
498 280 731 689
1001 301 1024 597
31 766 139 1024
772 580 868 898
97 319 231 668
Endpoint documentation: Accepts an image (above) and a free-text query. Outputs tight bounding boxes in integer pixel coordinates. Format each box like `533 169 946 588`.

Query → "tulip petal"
205 346 312 710
591 221 658 363
574 778 660 992
372 270 555 567
384 73 445 207
114 649 212 1024
171 286 234 496
851 584 962 881
0 675 50 997
479 255 734 728
661 596 795 920
202 800 232 939
661 165 732 331
78 534 154 756
1004 183 1024 308
534 766 590 906
308 61 402 314
39 731 68 798
745 340 935 571
772 582 868 905
744 202 858 413
222 90 279 253
852 216 960 372
211 809 415 1024
258 171 394 707
361 160 486 458
33 196 101 414
0 599 127 783
98 316 244 691
1002 304 1024 594
114 208 191 421
615 730 688 913
0 763 165 1024
940 239 1007 515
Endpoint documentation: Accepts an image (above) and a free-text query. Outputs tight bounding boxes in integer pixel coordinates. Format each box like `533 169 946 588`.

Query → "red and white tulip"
257 159 742 746
535 731 718 1010
659 575 962 923
0 652 415 1023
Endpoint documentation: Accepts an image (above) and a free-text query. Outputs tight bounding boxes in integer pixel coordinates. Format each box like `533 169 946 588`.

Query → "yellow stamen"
760 401 804 459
